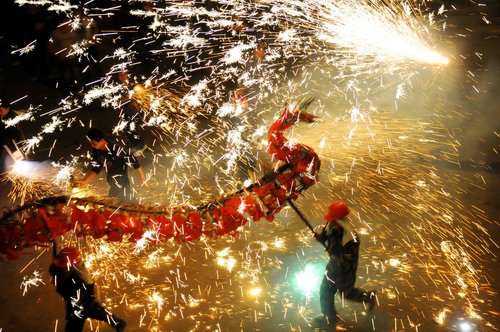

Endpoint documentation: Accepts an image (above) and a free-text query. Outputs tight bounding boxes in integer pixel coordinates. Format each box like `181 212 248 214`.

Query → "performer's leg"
108 174 131 202
319 273 338 325
342 285 376 309
85 302 126 331
108 180 121 199
64 302 86 332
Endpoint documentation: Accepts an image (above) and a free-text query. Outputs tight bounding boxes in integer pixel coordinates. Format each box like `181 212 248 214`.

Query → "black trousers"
319 261 371 321
65 301 123 332
107 173 131 202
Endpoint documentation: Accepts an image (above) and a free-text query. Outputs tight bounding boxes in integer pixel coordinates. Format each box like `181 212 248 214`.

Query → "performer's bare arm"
76 171 98 186
135 166 148 186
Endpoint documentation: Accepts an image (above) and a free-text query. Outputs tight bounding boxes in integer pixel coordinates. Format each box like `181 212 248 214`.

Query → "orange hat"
52 247 82 269
323 201 349 221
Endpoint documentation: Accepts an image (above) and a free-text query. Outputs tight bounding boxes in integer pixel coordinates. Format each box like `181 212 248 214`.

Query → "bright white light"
243 178 253 187
249 287 262 296
459 321 472 332
389 258 401 267
313 0 449 66
12 160 36 177
295 264 322 296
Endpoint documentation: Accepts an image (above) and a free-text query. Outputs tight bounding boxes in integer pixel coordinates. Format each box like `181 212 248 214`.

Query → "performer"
49 238 127 332
313 201 376 329
76 128 147 202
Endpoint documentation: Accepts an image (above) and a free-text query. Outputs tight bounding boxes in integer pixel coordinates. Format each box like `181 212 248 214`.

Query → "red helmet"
52 247 82 269
323 201 349 221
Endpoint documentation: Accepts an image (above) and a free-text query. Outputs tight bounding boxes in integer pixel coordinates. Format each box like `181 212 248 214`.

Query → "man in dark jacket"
76 128 147 202
50 240 127 332
313 201 376 328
